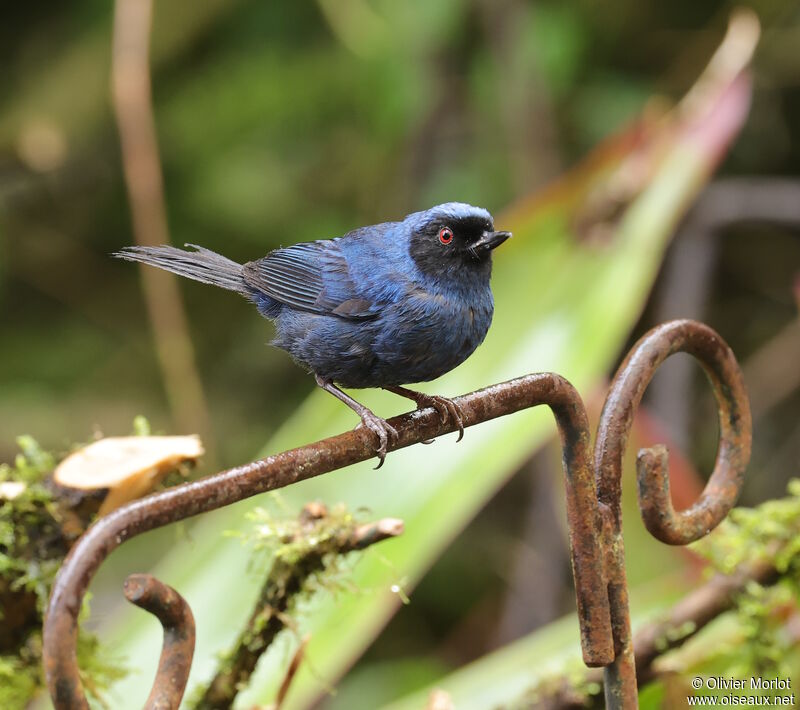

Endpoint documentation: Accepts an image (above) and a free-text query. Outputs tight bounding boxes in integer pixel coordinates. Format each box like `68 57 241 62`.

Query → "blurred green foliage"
2 0 797 463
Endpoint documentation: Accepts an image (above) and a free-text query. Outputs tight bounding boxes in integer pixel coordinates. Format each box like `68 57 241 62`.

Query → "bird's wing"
242 240 378 319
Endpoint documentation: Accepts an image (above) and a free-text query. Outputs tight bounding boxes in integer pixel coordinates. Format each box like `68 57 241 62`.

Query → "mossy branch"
191 502 404 710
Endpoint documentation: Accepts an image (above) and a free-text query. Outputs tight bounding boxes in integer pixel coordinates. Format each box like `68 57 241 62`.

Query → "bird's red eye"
438 227 453 245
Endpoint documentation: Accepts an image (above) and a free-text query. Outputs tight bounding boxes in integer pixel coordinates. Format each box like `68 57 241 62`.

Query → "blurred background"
1 0 799 707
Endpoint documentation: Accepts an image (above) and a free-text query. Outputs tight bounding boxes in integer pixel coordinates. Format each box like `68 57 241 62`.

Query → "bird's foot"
383 386 466 442
355 411 399 469
314 375 399 468
417 393 466 442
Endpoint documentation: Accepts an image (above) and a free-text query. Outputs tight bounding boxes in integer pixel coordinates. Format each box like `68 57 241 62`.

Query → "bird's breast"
370 286 494 385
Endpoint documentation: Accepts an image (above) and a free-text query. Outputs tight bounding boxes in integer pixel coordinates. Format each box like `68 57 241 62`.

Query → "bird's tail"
113 244 249 295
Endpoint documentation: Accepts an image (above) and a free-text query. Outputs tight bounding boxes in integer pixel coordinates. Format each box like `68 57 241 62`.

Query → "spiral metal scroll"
42 319 751 710
595 320 751 708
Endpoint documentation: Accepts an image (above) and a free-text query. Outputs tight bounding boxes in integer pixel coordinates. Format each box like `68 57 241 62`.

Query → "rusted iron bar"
122 574 195 709
595 319 751 708
43 372 613 709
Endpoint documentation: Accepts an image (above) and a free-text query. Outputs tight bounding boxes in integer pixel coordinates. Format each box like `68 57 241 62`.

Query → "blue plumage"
115 202 510 465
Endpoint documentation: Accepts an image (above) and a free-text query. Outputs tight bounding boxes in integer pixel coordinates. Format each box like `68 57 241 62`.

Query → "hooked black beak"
471 230 512 254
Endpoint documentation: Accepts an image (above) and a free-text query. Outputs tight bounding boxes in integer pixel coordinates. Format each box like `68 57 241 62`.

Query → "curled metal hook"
43 373 612 708
595 319 751 707
123 574 195 710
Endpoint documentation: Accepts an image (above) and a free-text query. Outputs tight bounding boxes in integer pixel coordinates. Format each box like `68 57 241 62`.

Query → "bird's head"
405 203 511 279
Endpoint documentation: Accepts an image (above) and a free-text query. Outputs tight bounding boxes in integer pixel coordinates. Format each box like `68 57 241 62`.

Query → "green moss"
0 435 61 616
76 632 128 707
0 630 127 710
682 478 800 692
1 434 133 708
692 478 800 577
131 415 151 436
228 495 370 595
0 653 39 709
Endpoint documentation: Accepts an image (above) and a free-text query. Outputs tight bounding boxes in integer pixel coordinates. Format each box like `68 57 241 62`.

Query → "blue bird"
115 203 510 465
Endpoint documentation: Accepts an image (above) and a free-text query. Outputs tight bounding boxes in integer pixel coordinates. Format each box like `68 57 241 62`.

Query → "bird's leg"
314 375 398 468
382 385 465 442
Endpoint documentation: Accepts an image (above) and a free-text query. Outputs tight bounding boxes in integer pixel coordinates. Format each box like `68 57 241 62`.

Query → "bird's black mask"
409 214 511 279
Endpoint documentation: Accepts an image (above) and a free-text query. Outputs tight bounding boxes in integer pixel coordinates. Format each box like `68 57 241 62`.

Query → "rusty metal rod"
595 320 751 708
123 574 195 710
43 373 613 709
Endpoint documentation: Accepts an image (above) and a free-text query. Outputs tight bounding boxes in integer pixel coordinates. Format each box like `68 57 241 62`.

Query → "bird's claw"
419 394 465 442
356 413 399 469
